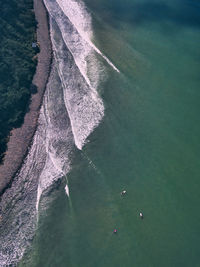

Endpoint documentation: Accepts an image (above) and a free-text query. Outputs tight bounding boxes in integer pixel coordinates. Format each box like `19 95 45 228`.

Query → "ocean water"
0 0 200 266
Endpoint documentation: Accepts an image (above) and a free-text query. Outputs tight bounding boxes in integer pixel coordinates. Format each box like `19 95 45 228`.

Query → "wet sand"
0 0 52 195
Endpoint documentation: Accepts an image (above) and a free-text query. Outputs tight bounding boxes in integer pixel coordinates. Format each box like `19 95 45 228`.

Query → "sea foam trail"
0 0 111 265
44 0 100 90
36 61 74 212
44 0 105 149
0 62 74 266
56 0 120 73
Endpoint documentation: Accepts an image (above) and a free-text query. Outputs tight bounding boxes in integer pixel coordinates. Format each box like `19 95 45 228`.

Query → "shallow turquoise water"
22 0 200 266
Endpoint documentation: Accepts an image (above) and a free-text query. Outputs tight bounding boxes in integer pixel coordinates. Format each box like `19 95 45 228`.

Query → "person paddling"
120 190 127 196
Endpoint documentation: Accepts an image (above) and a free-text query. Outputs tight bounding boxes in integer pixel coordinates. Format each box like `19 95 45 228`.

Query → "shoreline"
0 0 52 195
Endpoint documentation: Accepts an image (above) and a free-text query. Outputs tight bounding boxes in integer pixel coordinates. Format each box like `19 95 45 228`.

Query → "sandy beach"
0 0 52 195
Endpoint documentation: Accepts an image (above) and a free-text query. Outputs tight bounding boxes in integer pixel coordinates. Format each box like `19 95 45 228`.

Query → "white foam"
56 0 93 39
35 63 73 212
56 0 120 73
65 184 69 197
36 185 42 214
0 1 115 264
54 49 104 150
89 43 120 73
45 0 105 149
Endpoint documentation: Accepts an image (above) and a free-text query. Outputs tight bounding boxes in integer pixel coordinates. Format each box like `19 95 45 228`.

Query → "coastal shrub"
0 0 37 163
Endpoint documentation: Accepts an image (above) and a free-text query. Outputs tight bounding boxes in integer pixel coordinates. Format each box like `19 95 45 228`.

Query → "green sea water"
23 0 200 266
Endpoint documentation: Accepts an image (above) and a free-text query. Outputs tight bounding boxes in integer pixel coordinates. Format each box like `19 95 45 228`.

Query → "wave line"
56 0 120 73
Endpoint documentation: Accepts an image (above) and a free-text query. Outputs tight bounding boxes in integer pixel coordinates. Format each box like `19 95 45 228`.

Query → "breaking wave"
0 0 119 265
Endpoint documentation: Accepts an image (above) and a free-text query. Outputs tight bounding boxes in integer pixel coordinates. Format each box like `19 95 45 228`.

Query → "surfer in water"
120 190 127 196
113 229 117 234
139 212 143 219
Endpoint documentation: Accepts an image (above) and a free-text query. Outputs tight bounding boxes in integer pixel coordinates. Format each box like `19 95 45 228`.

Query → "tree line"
0 0 37 162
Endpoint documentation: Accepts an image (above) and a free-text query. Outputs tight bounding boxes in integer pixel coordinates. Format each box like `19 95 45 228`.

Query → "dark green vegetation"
0 0 37 162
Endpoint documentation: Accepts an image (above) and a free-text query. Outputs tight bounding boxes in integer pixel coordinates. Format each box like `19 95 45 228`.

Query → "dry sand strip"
0 0 52 195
